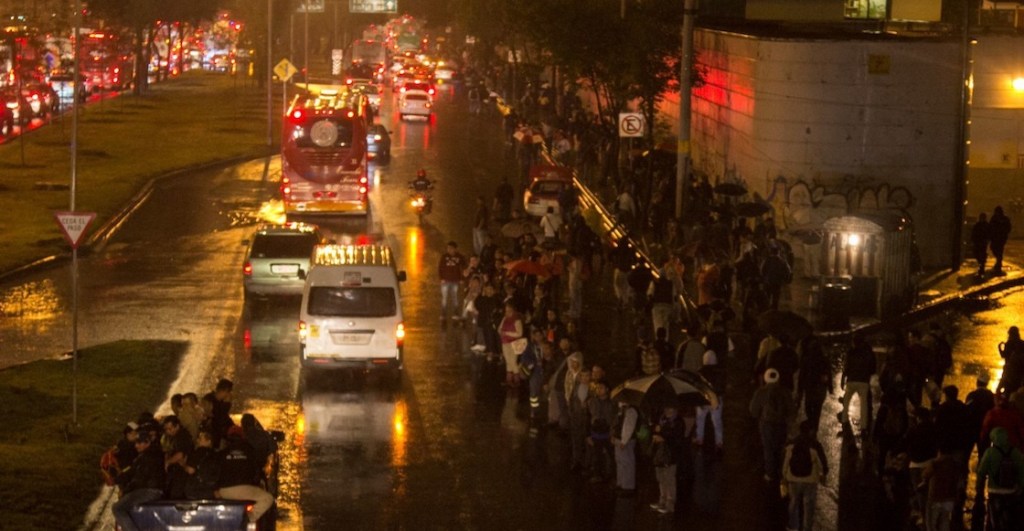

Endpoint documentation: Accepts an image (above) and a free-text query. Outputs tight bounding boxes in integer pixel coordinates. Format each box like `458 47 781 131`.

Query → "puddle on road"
0 278 61 321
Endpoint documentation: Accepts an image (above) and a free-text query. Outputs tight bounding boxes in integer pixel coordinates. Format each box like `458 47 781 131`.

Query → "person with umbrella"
613 400 640 497
650 403 685 515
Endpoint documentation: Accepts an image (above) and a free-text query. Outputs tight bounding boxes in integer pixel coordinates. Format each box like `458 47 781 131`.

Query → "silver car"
243 223 323 300
398 90 432 120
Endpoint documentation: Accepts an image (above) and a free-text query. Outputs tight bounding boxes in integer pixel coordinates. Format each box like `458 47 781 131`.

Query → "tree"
86 0 161 94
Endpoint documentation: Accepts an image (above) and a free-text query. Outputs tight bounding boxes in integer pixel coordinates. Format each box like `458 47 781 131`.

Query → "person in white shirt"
540 206 562 241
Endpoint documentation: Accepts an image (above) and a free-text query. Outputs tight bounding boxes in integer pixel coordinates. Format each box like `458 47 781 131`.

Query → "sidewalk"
784 239 1024 336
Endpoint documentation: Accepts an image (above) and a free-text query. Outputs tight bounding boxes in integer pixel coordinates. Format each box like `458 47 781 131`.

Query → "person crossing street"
439 241 467 325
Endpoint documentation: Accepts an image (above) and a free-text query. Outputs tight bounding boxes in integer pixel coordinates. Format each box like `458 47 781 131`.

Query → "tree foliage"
86 0 225 93
452 0 683 139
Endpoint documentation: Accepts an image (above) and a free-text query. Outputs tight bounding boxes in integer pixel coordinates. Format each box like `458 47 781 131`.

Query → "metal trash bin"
820 283 851 330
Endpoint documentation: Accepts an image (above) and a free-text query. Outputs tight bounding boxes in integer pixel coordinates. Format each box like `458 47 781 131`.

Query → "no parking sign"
619 112 645 138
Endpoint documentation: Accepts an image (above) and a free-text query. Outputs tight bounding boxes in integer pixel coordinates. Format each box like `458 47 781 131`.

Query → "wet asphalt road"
0 81 1018 531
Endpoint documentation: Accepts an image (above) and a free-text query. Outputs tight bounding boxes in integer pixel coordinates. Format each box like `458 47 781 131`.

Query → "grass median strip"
0 340 186 530
0 71 276 273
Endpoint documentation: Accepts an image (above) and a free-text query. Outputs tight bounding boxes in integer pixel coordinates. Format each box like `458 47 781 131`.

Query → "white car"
398 90 432 120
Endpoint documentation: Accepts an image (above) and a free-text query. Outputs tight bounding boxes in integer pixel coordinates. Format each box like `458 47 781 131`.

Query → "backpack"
993 446 1020 489
789 440 813 477
99 446 120 486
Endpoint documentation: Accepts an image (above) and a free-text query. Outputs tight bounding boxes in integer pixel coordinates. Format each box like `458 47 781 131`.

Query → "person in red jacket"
980 394 1024 451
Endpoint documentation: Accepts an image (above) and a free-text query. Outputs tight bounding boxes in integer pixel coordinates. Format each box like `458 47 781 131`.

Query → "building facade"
687 28 961 268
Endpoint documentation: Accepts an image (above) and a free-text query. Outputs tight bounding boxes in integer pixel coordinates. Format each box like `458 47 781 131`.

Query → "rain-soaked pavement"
0 82 1019 531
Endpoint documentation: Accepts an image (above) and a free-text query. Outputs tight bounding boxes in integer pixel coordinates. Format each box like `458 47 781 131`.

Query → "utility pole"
70 0 81 426
676 0 696 220
267 0 273 148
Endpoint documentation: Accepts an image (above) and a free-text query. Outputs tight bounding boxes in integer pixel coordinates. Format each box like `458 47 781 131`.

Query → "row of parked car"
0 74 87 137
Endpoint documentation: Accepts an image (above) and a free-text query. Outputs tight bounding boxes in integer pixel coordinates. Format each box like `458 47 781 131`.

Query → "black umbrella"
757 309 813 341
611 370 719 411
734 202 771 217
713 182 747 196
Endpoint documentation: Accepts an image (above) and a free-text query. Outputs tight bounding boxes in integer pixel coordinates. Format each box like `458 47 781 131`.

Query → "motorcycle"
408 181 433 224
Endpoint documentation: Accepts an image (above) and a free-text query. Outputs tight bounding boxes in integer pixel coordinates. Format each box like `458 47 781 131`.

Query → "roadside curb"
834 271 1024 340
0 150 274 285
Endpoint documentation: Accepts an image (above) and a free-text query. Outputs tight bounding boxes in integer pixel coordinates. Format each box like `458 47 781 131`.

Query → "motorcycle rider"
410 169 433 194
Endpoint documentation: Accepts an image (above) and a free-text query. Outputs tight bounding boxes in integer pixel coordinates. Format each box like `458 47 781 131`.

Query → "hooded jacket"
976 427 1024 495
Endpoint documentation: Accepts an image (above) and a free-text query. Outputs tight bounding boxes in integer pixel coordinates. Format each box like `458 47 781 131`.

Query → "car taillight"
428 88 435 95
289 109 305 123
243 261 252 276
360 176 368 184
298 321 307 340
359 186 368 194
281 184 291 196
396 323 405 346
243 328 252 349
425 103 432 108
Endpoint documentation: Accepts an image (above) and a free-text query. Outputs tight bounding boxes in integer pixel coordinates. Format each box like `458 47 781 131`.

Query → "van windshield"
308 287 396 317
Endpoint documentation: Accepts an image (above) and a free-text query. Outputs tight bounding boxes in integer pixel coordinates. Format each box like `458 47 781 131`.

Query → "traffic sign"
54 211 96 249
350 0 398 13
296 0 325 13
274 59 298 83
619 112 645 138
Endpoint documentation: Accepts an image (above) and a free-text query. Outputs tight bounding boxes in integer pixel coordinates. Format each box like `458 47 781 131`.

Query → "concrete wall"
689 29 961 267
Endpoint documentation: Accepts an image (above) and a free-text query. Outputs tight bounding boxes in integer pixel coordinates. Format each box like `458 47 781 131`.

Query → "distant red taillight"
243 261 253 276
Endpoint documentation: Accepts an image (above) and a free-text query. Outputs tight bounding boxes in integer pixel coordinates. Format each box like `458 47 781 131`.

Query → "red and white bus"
280 85 372 215
80 30 132 92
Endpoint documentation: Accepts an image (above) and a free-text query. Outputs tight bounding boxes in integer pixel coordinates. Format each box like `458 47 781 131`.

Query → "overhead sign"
619 112 645 138
296 0 325 13
350 0 398 14
54 211 97 249
274 59 298 82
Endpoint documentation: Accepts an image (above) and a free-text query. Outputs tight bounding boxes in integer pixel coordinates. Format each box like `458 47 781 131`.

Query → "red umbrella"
505 259 550 277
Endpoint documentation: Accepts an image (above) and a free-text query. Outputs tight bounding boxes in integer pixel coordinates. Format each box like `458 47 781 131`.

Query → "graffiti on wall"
718 171 917 232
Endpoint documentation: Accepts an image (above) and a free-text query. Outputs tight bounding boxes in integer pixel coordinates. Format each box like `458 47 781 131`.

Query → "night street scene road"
2 1 1024 531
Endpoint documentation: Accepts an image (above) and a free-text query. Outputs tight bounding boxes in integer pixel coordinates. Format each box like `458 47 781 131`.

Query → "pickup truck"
127 429 283 531
130 500 257 531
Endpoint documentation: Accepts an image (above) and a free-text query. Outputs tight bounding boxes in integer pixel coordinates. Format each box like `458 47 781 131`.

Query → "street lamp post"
70 0 81 426
675 0 696 220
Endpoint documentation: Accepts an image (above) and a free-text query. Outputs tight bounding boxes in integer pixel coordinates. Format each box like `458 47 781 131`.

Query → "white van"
299 244 407 373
